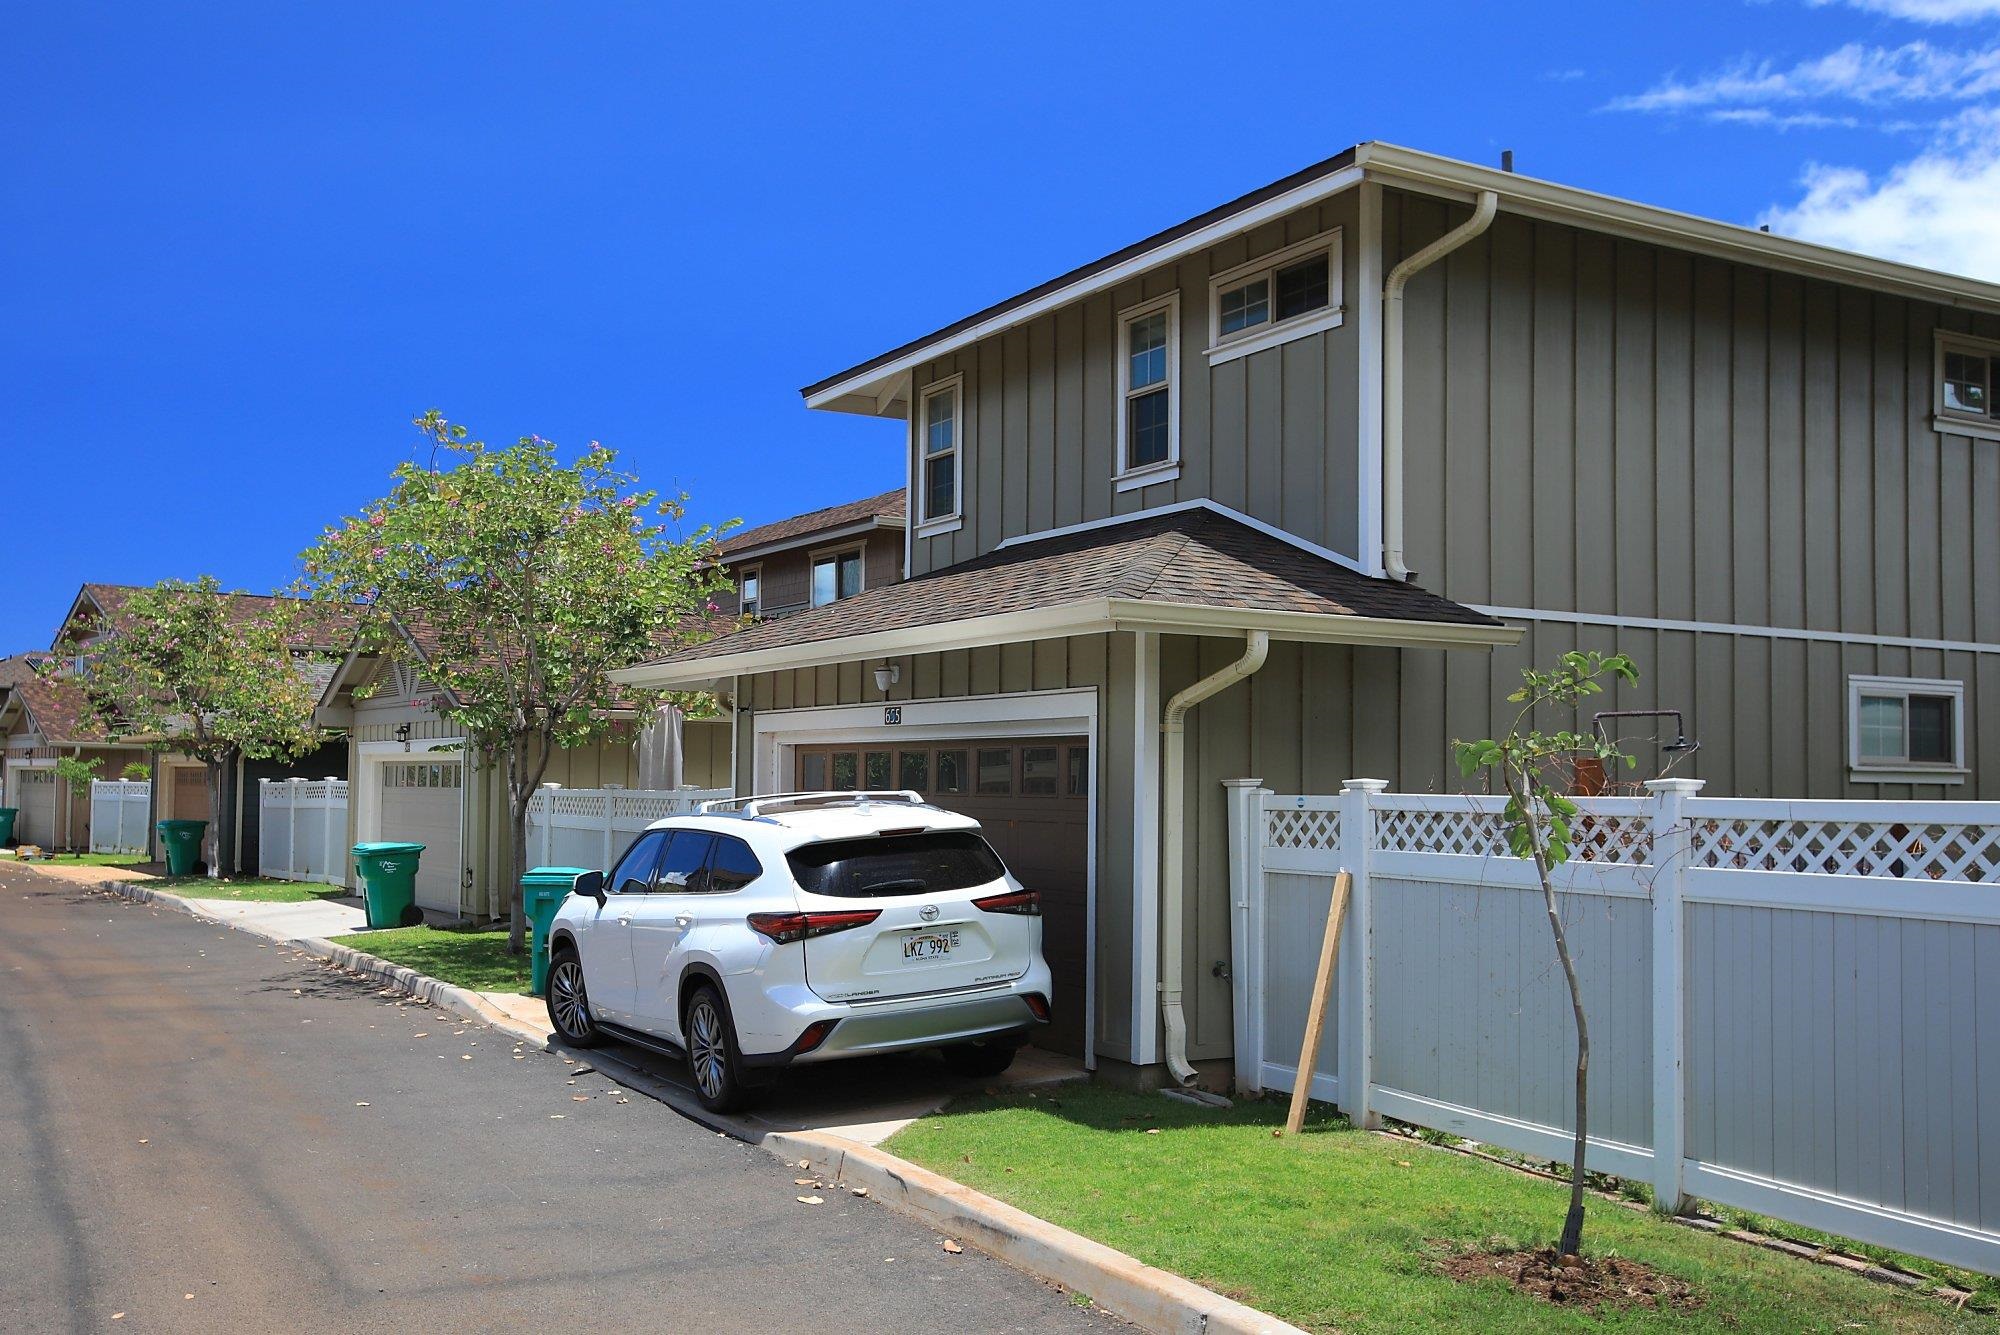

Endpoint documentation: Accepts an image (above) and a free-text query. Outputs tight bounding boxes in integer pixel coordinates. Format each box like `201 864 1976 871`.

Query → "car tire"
545 946 602 1049
684 984 754 1113
940 1038 1021 1079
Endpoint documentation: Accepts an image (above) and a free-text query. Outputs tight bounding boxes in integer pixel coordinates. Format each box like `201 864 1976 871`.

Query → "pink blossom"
704 599 719 613
368 513 385 528
620 496 639 509
371 547 387 559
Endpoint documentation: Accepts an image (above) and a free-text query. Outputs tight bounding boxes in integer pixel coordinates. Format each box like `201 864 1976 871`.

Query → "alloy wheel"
688 997 727 1099
550 959 591 1040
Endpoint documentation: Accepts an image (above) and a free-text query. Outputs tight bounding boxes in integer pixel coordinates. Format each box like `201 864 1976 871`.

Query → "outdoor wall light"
872 662 901 693
395 722 412 752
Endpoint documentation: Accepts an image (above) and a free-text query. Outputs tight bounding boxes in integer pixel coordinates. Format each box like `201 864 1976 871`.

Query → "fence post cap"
540 782 562 789
1341 778 1390 793
1221 777 1265 790
288 776 306 783
1644 778 1706 795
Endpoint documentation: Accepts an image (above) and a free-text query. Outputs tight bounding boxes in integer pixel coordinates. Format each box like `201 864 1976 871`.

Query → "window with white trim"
1848 675 1965 778
917 377 962 527
1934 330 2000 440
737 565 761 618
1116 293 1180 486
810 545 864 607
1206 229 1342 364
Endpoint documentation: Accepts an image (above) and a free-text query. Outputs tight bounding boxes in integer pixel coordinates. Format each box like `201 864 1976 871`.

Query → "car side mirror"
573 870 606 905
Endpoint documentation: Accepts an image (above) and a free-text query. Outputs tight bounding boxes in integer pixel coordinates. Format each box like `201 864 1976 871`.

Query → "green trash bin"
0 808 16 845
523 866 595 996
353 841 427 930
156 819 208 876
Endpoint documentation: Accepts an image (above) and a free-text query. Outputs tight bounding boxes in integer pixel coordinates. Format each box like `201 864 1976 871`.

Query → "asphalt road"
0 863 1115 1334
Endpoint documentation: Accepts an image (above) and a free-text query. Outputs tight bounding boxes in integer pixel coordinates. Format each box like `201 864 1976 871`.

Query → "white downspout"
1382 189 1498 582
1159 630 1269 1086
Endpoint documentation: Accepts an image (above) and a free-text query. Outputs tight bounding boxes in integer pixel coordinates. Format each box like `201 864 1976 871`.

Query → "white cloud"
1808 0 2000 23
1610 41 2000 111
1758 108 2000 279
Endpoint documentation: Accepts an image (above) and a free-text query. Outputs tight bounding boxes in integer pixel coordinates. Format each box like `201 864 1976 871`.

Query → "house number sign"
884 706 902 725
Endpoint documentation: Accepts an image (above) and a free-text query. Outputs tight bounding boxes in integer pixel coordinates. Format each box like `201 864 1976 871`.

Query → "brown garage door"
796 738 1089 1056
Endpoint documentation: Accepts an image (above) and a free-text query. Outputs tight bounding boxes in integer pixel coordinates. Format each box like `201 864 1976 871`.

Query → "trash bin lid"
523 865 597 884
157 819 208 832
353 840 427 856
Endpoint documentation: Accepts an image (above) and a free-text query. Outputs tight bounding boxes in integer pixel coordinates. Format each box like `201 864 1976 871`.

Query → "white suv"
543 791 1053 1112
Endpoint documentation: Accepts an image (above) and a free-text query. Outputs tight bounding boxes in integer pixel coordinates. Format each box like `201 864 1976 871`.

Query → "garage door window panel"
976 748 1013 795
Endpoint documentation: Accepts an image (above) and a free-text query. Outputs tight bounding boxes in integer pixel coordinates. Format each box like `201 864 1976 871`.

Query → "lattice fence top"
1373 801 1654 864
1265 805 1341 851
531 787 733 822
1686 816 2000 882
90 780 149 795
260 779 347 806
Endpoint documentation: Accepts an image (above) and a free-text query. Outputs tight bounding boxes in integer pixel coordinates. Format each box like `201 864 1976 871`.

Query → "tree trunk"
1507 765 1592 1258
503 732 556 955
206 759 227 878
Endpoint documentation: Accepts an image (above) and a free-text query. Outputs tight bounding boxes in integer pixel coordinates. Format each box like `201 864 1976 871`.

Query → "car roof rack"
697 790 932 820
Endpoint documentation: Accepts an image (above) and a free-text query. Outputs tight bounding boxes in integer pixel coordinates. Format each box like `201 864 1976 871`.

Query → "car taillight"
746 909 882 944
1023 992 1051 1023
972 889 1040 916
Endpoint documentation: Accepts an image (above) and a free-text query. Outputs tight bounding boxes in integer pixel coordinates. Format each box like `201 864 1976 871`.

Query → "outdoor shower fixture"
1591 709 1700 757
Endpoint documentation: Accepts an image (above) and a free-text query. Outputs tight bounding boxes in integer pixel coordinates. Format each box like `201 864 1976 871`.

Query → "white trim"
1130 633 1161 1068
994 496 1369 574
750 687 1100 1072
804 164 1368 410
1477 603 2000 657
913 515 963 539
1114 292 1181 485
721 518 902 567
1355 181 1386 579
807 539 868 608
1112 462 1181 494
914 374 964 530
1931 328 2000 443
1846 673 1966 779
1204 227 1344 367
736 562 763 619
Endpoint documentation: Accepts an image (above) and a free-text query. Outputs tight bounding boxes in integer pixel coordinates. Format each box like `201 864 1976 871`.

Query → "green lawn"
158 877 351 903
885 1086 1994 1334
344 925 531 994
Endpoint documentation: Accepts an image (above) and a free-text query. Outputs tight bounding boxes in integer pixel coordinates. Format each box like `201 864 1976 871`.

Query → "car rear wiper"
855 877 926 897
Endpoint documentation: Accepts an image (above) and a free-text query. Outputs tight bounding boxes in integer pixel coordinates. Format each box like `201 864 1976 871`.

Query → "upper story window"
1848 675 1966 782
1116 293 1180 491
1935 330 2000 441
811 545 865 607
738 566 761 618
1206 229 1343 366
916 375 963 534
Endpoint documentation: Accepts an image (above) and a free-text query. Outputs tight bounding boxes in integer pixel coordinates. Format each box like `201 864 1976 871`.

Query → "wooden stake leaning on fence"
1285 869 1352 1137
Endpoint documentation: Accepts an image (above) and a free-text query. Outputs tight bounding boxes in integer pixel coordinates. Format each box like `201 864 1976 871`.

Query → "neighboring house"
316 619 726 920
714 488 906 620
619 141 2000 1084
0 584 348 865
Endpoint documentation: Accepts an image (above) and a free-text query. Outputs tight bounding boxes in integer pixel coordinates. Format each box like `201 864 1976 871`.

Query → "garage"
794 736 1089 1056
13 767 57 848
377 758 464 913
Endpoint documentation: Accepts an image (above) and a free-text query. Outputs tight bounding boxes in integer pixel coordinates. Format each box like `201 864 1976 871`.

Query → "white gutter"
1158 630 1269 1085
1382 189 1497 582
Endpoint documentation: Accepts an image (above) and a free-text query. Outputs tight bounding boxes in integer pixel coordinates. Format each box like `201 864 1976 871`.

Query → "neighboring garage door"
171 765 212 823
796 737 1090 1056
379 759 464 913
15 768 57 847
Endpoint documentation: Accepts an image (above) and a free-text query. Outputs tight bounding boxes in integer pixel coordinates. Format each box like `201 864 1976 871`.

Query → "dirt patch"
1437 1245 1706 1313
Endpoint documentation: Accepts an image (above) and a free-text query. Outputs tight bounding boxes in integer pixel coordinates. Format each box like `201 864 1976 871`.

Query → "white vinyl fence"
258 779 351 887
525 786 733 871
89 780 151 855
1227 777 2000 1275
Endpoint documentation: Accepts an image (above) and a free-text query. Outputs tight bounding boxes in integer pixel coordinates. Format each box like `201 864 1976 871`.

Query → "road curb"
87 875 1303 1335
767 1129 1307 1335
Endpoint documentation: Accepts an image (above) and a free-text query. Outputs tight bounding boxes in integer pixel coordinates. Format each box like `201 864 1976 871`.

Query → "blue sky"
5 0 1997 651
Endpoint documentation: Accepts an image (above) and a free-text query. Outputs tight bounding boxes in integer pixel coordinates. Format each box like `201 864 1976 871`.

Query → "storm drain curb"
766 1128 1306 1335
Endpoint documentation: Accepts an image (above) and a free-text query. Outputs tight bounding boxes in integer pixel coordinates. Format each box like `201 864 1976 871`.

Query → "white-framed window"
1847 675 1966 782
810 543 865 607
1933 330 2000 442
1115 292 1180 491
915 375 963 534
1206 229 1343 366
737 565 761 618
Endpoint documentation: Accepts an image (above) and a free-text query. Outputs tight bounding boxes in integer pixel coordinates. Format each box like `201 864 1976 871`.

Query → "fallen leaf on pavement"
111 1314 124 1321
412 1032 427 1038
851 1187 869 1198
550 1114 564 1119
795 1178 817 1186
137 1139 148 1145
571 1095 590 1102
355 1102 371 1108
941 1240 963 1254
796 1195 824 1205
460 1055 472 1061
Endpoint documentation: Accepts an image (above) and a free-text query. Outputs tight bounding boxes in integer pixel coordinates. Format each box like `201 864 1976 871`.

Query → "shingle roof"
67 583 358 649
9 676 114 745
640 508 1500 668
0 653 48 691
718 489 905 557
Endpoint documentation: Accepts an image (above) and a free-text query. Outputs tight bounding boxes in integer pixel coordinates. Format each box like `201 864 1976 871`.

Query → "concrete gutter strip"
86 876 1306 1335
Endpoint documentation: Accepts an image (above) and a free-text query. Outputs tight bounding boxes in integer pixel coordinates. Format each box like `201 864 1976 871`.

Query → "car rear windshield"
786 832 1007 899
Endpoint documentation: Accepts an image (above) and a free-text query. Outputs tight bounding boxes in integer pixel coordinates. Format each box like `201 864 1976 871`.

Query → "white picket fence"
1227 778 2000 1275
525 786 733 871
89 780 151 855
258 779 351 887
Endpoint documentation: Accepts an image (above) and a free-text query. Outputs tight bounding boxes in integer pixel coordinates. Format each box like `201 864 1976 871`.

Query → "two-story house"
617 142 2000 1086
713 489 906 620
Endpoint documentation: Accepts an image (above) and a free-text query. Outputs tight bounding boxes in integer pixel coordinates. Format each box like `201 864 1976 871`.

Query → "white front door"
377 759 464 912
15 768 57 847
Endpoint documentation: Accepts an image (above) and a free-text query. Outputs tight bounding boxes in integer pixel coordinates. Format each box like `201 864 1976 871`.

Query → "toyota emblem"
919 904 940 922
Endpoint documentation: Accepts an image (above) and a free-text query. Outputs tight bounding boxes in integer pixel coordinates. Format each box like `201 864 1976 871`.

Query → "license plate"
902 930 960 961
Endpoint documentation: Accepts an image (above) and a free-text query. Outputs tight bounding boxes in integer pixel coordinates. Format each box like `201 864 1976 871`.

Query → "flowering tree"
52 577 332 875
1456 650 1638 1259
298 412 732 951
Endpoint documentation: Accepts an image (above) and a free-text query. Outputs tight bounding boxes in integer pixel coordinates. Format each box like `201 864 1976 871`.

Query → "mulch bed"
1437 1245 1706 1313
